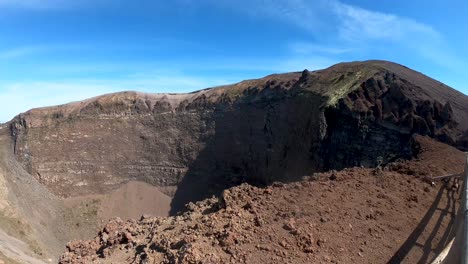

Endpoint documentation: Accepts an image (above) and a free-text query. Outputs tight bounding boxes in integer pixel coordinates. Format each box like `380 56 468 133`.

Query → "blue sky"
0 0 467 122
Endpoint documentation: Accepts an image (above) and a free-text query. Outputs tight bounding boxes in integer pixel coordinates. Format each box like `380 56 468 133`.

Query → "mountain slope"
7 61 467 204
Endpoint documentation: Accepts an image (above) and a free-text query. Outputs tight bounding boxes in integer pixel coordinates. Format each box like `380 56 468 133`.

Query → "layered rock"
7 61 468 213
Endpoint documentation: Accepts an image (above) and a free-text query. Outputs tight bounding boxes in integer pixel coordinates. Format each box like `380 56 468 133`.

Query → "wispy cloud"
0 45 48 59
211 0 457 70
0 44 87 60
210 0 440 42
205 0 332 34
246 0 328 33
0 0 444 47
331 2 440 42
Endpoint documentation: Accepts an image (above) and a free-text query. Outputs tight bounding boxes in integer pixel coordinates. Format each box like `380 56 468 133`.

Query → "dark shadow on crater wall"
168 72 452 214
169 88 329 215
169 85 420 215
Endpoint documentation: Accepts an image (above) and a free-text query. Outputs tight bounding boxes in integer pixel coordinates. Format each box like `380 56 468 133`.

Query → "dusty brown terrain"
63 181 171 225
59 136 465 264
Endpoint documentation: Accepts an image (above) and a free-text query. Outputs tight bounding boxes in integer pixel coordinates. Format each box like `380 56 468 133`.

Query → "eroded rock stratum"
9 61 468 211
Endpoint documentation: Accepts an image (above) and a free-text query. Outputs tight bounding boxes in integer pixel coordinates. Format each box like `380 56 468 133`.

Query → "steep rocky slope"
59 136 466 264
1 60 467 263
0 125 74 263
0 127 171 263
8 61 468 214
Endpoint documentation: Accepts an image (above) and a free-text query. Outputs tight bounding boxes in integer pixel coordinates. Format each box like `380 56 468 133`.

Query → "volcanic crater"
0 60 467 263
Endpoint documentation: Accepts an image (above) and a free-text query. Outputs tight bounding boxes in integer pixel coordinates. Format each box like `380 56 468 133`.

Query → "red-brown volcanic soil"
59 136 466 264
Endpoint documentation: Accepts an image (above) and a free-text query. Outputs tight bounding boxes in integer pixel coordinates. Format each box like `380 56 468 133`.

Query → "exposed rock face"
7 61 468 214
320 69 464 170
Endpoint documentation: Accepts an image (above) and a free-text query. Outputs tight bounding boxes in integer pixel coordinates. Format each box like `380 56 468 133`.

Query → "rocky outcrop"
319 70 463 170
7 61 468 213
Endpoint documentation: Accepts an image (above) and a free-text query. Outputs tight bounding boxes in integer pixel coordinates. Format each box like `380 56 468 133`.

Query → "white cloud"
206 0 332 34
208 0 439 43
0 0 443 46
332 2 440 42
214 0 456 70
